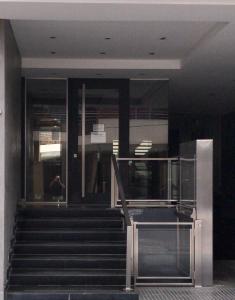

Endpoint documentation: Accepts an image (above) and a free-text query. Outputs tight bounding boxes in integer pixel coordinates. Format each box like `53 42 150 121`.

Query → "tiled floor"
138 286 235 300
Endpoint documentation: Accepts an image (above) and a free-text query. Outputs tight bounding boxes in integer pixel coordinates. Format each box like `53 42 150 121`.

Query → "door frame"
67 78 129 205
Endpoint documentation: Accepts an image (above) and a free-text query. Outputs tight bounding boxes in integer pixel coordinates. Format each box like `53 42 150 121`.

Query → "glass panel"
130 80 168 157
171 160 180 200
118 159 178 200
180 158 196 206
137 224 191 278
77 87 119 201
26 79 67 203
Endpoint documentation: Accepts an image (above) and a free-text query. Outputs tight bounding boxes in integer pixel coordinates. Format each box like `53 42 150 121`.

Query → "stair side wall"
0 19 21 300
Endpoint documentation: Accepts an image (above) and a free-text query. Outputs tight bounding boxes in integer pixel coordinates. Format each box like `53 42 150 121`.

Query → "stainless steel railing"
111 155 133 290
111 155 202 289
111 155 131 226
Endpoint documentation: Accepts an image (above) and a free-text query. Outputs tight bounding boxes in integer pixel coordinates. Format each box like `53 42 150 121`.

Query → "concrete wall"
0 20 21 300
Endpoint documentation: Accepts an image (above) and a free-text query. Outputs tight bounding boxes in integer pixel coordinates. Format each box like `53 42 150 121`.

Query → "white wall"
0 20 21 300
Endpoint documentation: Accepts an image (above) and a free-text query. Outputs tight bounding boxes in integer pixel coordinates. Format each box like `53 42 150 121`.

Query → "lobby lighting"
113 140 119 156
135 140 152 156
136 146 151 150
40 143 61 160
140 141 152 146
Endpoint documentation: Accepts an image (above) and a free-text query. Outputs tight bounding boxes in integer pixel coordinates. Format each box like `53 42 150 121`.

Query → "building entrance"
24 78 168 206
68 79 126 205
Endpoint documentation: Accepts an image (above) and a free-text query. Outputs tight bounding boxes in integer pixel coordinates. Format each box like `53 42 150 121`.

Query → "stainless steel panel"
194 219 202 287
180 140 213 286
126 224 133 291
196 140 213 286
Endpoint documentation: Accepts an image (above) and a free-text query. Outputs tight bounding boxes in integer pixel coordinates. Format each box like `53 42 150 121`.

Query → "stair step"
7 289 138 300
18 208 122 218
12 255 126 269
17 219 122 229
9 269 126 285
15 230 125 242
14 242 126 255
6 207 135 299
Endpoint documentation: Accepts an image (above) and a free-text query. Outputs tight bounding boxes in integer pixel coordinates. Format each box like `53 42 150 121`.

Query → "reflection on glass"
26 79 67 203
180 158 196 204
137 224 191 278
130 80 169 157
77 88 119 200
118 160 178 200
171 160 180 200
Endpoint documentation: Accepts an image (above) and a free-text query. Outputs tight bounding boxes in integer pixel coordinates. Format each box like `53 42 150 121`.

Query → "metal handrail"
111 154 131 226
117 157 178 161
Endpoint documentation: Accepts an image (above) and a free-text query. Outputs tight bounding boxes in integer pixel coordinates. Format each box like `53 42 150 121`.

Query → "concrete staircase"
6 207 138 300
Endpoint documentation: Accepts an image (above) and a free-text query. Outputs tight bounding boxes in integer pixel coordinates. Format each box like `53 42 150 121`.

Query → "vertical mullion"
82 83 86 198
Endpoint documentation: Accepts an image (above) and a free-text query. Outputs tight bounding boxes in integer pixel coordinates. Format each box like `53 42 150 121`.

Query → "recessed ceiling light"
160 37 166 40
51 51 56 55
100 51 106 55
149 52 155 55
49 36 56 39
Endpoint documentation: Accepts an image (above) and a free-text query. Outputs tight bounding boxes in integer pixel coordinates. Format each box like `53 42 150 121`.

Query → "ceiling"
3 0 235 114
11 20 218 59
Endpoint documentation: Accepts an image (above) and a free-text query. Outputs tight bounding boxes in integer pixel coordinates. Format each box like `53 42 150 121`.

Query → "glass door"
69 80 122 205
25 79 67 205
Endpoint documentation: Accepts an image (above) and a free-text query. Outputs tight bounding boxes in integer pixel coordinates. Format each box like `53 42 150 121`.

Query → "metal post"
125 223 133 291
167 160 172 200
81 83 86 198
194 219 202 287
176 217 180 269
111 158 115 208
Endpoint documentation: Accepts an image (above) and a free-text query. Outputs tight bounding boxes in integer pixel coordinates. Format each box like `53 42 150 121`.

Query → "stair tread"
7 285 128 292
18 208 119 211
13 255 125 260
8 207 128 294
16 230 125 233
15 242 125 246
16 228 123 232
11 269 126 276
18 218 121 221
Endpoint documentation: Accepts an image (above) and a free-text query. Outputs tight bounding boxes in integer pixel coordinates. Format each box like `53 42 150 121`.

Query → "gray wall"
0 20 21 300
